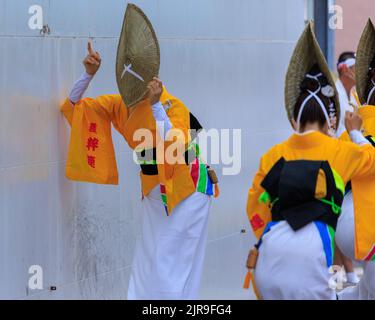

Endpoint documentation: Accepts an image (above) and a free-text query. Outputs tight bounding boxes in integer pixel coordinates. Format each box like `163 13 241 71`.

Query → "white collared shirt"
335 79 357 137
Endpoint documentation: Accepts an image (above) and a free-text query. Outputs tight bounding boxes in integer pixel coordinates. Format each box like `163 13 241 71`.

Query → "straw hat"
116 4 160 107
285 21 339 127
356 19 375 105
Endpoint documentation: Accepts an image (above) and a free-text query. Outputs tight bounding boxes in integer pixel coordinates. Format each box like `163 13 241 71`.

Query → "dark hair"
293 92 331 130
293 64 334 130
337 51 355 71
365 53 375 104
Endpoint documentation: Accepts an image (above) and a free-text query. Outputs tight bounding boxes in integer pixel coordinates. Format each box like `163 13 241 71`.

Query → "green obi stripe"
161 194 167 205
197 163 207 193
332 169 345 196
137 159 157 165
189 142 208 193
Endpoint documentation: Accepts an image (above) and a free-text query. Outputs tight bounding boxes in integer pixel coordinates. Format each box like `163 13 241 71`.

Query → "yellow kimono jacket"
61 87 214 214
338 105 375 261
247 130 375 261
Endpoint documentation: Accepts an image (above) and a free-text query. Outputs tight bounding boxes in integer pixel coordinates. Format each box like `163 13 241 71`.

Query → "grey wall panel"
0 170 4 299
286 0 307 41
1 0 50 36
0 40 4 168
1 37 50 168
2 165 57 299
0 0 305 299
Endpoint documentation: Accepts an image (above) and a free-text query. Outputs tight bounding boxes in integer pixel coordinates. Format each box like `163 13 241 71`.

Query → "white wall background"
0 0 305 299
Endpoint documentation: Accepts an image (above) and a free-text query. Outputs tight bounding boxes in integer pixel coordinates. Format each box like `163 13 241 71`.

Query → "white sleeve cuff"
349 130 370 146
151 101 172 139
69 72 94 104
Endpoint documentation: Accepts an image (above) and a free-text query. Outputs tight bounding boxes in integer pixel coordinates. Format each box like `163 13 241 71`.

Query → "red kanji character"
87 155 96 168
89 122 97 133
250 213 265 231
86 137 99 151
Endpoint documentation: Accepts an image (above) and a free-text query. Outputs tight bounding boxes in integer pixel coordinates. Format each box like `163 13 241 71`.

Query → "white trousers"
254 221 337 300
127 186 211 300
336 192 375 300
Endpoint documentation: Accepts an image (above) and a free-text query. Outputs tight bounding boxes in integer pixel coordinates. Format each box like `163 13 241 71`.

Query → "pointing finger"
87 41 95 55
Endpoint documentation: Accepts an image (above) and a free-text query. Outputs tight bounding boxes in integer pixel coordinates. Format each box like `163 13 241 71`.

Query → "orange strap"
243 270 262 300
214 183 220 198
243 271 252 289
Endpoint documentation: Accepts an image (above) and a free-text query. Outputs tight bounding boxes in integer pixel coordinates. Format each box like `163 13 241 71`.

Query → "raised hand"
83 42 102 76
345 105 363 133
147 77 163 105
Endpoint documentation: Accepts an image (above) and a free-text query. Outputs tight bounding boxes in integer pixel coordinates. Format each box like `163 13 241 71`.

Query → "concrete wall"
0 0 305 299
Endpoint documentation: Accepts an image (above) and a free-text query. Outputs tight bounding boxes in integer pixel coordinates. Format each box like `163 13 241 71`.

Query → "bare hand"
345 107 362 132
147 77 163 105
83 42 101 76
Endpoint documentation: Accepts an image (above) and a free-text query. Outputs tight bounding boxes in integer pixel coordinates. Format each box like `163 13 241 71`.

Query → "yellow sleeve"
157 98 191 180
59 94 127 185
60 95 128 130
165 98 191 145
359 106 375 137
93 95 129 132
60 98 74 126
346 141 375 260
338 130 350 142
343 142 375 180
246 155 272 240
340 110 375 260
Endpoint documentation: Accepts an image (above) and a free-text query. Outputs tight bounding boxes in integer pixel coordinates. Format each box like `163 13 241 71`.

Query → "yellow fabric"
247 131 375 260
243 270 262 300
315 169 327 199
351 105 375 260
61 95 127 185
353 89 361 107
61 88 198 214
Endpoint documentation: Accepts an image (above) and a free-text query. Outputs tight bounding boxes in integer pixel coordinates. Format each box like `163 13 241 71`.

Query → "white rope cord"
296 86 332 132
367 79 375 105
121 63 145 82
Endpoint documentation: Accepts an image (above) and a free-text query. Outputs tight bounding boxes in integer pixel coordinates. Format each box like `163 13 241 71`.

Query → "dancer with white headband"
333 51 361 287
244 22 375 300
336 19 375 300
336 52 358 137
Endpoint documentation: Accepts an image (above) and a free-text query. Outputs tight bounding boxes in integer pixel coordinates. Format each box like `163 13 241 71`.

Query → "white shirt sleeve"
349 130 370 146
151 101 173 139
69 72 93 104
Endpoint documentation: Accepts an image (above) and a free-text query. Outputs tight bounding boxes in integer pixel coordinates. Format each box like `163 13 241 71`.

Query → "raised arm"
146 78 173 139
339 110 375 180
69 42 101 104
60 42 128 129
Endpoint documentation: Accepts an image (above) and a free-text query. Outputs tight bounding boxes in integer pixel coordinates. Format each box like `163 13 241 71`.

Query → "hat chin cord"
367 79 375 105
296 84 332 133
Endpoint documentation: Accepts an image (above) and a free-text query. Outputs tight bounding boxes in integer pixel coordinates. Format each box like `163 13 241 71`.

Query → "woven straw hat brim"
356 19 375 105
116 3 160 107
285 21 340 127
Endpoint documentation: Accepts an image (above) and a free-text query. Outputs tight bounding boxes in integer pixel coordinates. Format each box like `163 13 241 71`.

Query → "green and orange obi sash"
244 157 346 295
256 157 346 265
259 157 344 232
137 142 218 215
189 143 216 196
